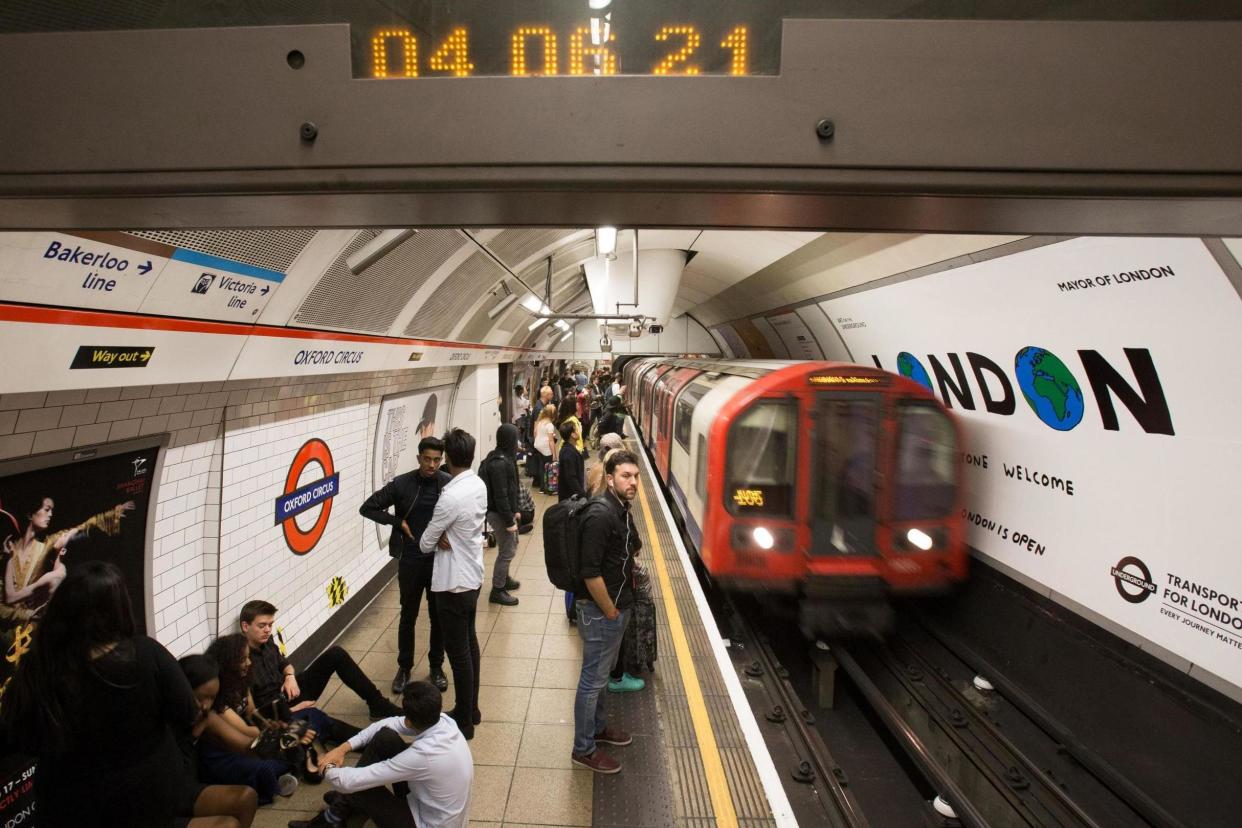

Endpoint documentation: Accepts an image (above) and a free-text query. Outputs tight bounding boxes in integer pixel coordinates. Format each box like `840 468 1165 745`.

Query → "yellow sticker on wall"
327 576 348 608
275 626 288 657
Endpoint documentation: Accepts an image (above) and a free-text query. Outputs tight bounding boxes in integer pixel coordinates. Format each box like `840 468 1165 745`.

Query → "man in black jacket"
480 423 523 606
360 436 451 695
571 450 642 774
557 420 587 502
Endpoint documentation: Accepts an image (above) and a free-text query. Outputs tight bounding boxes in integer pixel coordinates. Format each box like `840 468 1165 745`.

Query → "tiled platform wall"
0 365 461 657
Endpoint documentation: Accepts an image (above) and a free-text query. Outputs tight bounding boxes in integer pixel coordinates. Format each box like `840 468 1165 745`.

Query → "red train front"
619 357 967 636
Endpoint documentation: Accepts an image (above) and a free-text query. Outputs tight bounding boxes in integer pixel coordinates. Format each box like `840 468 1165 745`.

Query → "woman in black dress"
0 560 252 827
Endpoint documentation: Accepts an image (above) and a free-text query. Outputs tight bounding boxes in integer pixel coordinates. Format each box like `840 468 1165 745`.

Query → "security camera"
628 321 643 338
649 324 664 335
599 333 612 352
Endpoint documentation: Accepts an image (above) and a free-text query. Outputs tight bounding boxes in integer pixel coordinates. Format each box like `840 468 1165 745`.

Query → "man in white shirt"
420 428 487 739
288 681 473 828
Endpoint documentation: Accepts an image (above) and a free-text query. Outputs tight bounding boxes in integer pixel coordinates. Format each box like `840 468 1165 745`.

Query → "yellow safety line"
635 475 740 828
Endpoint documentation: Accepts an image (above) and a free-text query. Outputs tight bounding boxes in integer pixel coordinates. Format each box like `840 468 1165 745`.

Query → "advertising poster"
371 386 453 551
821 236 1242 691
0 442 160 826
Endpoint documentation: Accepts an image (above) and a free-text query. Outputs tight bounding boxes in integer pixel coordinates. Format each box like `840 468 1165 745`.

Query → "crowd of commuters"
0 365 652 828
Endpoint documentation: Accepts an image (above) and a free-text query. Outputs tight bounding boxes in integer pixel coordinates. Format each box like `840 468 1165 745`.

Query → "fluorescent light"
596 226 618 259
528 318 548 331
347 229 417 274
555 320 570 331
487 292 518 319
589 0 612 10
560 331 573 342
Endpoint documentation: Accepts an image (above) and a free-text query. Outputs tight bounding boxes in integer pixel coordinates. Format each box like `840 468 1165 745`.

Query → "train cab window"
725 401 795 517
695 434 707 498
814 399 878 555
895 404 957 520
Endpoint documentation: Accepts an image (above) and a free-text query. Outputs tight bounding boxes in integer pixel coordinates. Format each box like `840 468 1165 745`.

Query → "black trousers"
397 554 443 672
341 727 417 828
295 645 387 713
434 588 480 735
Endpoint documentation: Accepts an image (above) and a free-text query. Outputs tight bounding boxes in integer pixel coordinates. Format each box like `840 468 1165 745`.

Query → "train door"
811 396 880 557
656 369 702 480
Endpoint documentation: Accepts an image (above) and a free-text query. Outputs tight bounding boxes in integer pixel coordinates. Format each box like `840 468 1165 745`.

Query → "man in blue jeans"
571 450 642 773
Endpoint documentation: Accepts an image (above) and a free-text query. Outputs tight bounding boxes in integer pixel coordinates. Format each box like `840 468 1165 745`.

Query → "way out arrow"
260 285 270 295
137 260 153 275
140 350 152 360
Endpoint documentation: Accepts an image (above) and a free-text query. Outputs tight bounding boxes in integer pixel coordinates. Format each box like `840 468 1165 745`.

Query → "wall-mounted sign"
275 439 339 555
69 345 154 370
327 576 348 608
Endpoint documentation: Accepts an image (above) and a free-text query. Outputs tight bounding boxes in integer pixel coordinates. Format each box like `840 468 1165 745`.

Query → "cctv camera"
628 321 642 338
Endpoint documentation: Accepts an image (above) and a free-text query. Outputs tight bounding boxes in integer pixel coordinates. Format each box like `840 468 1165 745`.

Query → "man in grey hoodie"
479 423 523 606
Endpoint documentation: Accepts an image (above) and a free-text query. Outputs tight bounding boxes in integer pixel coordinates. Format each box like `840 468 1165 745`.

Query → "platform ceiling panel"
126 229 316 275
404 250 505 340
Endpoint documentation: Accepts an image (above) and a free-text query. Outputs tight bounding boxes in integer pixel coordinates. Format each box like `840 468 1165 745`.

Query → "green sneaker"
607 673 646 693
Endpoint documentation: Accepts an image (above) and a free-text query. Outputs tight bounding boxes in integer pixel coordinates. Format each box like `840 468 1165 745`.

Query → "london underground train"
618 356 968 635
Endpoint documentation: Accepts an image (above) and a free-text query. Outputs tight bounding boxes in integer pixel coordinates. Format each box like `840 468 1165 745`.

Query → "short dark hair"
559 421 577 442
443 428 475 468
605 450 640 475
239 599 276 625
402 680 442 729
515 385 524 395
417 436 445 456
179 654 220 689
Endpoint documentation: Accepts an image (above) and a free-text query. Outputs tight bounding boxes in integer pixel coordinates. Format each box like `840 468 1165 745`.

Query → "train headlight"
906 528 934 551
753 527 775 550
730 524 794 552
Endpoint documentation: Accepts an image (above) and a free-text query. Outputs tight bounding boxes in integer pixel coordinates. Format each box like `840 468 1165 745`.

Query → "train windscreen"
725 401 795 516
894 404 957 520
812 398 878 555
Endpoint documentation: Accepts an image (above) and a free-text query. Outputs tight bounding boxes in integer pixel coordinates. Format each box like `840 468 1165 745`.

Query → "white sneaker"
277 772 299 797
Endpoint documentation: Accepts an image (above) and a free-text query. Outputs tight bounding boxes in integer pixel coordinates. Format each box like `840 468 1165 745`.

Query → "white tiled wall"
0 366 461 658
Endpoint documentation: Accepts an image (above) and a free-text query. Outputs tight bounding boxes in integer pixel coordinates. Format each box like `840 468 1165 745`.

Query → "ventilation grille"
487 228 578 268
295 229 464 334
126 229 316 274
404 251 505 340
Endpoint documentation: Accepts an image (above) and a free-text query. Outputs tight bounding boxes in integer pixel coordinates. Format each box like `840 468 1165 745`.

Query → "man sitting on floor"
289 681 473 828
240 599 400 730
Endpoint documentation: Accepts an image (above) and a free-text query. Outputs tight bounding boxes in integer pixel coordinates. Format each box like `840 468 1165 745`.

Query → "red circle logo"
276 438 338 555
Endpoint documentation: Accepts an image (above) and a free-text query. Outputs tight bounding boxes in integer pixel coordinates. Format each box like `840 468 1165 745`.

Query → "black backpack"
543 495 602 591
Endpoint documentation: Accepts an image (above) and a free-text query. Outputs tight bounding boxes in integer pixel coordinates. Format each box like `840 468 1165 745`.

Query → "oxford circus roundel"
274 438 340 555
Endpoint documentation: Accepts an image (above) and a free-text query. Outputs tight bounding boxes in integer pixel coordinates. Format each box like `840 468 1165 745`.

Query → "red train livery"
618 357 968 636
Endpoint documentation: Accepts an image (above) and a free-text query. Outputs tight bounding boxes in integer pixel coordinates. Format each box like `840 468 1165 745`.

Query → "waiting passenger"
597 396 626 440
531 404 560 494
479 424 522 607
586 436 625 496
558 397 584 452
289 680 473 828
571 451 642 774
0 560 246 827
422 429 487 740
239 600 400 728
360 436 451 696
202 634 308 804
557 421 587 502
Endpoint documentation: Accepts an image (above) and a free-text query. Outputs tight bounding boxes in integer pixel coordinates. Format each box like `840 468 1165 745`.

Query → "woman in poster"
1 495 136 623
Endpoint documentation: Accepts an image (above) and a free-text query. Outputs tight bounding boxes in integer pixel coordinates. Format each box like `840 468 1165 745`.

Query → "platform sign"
0 231 164 312
767 311 824 359
137 248 281 322
821 236 1242 691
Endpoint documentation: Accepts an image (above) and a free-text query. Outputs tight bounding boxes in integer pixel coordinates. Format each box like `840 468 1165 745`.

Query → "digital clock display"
347 1 826 78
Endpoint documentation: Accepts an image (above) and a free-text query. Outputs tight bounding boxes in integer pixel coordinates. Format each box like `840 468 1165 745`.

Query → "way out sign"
274 438 339 555
70 345 154 369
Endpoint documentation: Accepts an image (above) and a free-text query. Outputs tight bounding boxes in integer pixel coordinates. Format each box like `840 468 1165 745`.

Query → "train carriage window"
674 384 708 450
696 434 707 498
725 400 795 517
814 398 878 555
895 404 957 520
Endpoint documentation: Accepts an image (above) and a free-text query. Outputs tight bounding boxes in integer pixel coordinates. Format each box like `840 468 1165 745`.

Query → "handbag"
250 702 310 764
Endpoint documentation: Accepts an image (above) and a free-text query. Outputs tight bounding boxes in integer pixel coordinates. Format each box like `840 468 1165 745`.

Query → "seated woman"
200 634 318 805
0 560 255 828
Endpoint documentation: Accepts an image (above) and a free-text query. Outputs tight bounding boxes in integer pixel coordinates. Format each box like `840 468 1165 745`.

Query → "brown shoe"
571 749 622 774
594 726 632 746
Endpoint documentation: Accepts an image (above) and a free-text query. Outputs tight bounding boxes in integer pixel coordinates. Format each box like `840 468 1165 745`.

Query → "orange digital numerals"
370 23 751 78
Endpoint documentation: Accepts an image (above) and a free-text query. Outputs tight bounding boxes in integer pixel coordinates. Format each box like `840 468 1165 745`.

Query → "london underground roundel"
274 438 340 555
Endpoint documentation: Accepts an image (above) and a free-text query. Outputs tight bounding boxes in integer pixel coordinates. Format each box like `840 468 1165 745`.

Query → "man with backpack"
570 450 642 774
360 436 451 696
479 424 522 607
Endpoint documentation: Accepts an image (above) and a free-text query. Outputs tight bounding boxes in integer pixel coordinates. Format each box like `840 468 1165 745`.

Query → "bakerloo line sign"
872 345 1174 436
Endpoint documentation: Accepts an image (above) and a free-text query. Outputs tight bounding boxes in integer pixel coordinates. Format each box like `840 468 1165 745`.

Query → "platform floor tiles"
254 489 596 828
